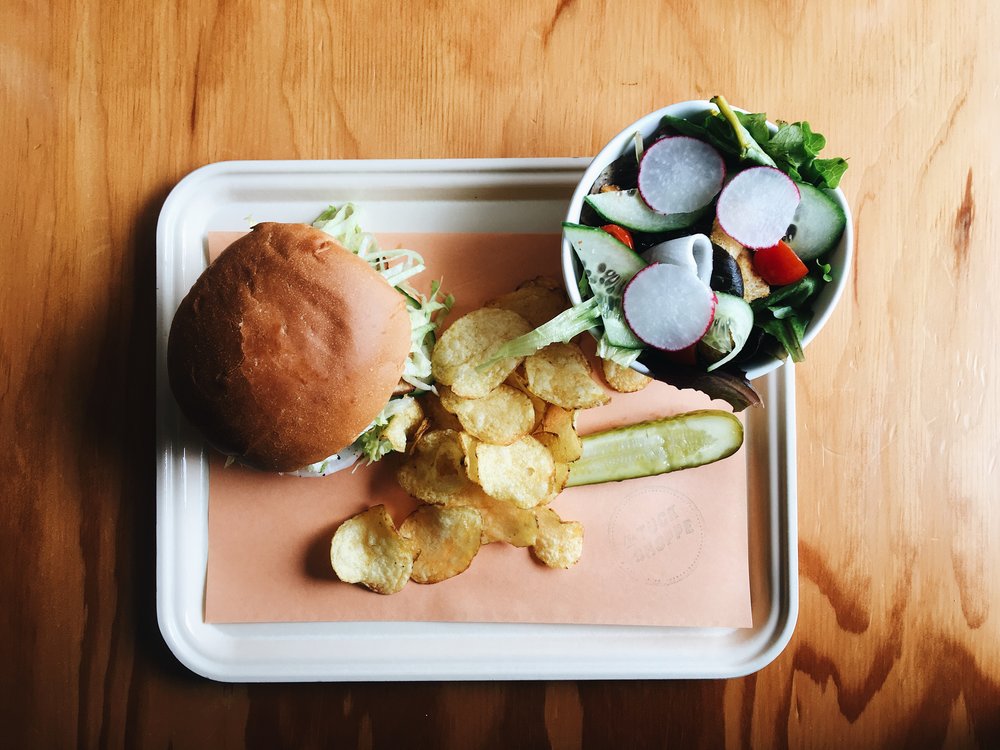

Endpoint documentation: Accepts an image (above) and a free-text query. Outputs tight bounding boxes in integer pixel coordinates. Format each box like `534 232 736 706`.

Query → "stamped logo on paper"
607 486 705 586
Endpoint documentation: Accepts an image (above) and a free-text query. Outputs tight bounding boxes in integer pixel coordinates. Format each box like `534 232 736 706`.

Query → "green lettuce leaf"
661 97 849 189
751 275 824 361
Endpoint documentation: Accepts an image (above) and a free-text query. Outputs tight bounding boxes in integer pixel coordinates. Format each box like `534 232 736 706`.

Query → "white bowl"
561 100 853 380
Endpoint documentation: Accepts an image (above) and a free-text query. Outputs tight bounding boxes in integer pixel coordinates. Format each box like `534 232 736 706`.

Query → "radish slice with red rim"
622 263 717 352
637 136 726 216
715 166 801 249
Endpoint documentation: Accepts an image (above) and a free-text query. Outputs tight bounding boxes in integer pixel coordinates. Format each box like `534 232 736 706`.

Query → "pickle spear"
566 409 743 487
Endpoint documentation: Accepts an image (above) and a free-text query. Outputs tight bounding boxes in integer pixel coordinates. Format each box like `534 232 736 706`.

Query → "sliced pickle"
566 410 743 487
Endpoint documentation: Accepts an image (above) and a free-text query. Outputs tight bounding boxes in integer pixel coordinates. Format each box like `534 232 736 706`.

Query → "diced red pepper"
600 223 634 249
752 240 808 286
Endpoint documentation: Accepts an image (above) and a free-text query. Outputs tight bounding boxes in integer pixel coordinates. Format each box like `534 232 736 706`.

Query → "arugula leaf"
665 96 850 189
751 274 825 362
757 316 808 363
767 122 825 168
711 95 777 167
759 120 847 189
752 275 820 311
659 113 739 157
734 111 771 147
800 156 849 189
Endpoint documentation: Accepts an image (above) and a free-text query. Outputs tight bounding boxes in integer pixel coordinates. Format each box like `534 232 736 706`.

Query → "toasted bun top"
167 222 412 472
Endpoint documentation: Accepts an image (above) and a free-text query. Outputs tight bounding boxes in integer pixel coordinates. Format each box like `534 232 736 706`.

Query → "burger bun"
167 222 412 472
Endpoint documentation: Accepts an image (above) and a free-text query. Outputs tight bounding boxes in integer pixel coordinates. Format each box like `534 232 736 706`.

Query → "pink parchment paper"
203 231 751 627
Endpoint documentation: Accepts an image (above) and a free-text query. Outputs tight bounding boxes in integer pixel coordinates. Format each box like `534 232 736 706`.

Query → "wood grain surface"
3 0 999 747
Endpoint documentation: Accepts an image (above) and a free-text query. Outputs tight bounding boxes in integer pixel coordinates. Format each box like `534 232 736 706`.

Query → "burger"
167 205 451 474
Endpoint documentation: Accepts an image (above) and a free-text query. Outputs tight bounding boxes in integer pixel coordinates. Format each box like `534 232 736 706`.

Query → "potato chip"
535 460 571 506
431 308 532 398
524 343 610 410
475 436 555 509
451 384 535 445
381 397 426 453
422 391 464 432
436 384 465 414
538 401 577 433
534 405 583 463
457 431 481 485
330 505 415 594
397 430 479 505
400 505 483 583
551 462 571 494
460 492 539 546
485 281 568 328
518 275 563 292
505 369 548 431
601 358 652 393
531 507 584 569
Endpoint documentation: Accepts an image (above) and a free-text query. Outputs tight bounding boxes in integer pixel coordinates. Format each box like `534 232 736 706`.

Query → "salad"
483 95 848 410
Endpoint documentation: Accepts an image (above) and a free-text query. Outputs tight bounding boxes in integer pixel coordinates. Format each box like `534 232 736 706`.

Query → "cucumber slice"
701 292 754 372
584 189 702 233
563 223 646 348
566 409 743 486
785 183 846 261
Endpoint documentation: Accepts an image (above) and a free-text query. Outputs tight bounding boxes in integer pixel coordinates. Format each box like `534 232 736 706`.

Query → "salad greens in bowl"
556 96 854 409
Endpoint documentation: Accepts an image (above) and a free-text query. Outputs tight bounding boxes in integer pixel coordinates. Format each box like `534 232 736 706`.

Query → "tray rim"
155 158 798 682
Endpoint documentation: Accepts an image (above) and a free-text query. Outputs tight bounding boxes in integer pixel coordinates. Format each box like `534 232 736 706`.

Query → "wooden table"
4 0 998 746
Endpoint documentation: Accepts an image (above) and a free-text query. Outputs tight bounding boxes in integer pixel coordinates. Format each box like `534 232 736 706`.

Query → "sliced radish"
642 233 714 286
637 136 725 216
715 166 801 249
622 263 717 352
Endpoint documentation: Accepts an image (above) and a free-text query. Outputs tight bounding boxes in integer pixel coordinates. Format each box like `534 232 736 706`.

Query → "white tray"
155 159 797 682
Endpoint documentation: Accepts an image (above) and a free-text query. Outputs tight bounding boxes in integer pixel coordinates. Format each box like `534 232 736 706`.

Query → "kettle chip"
601 358 653 393
524 343 610 410
450 383 536 446
485 277 569 328
397 429 479 505
505 369 548 431
533 405 583 463
422 390 464 432
459 492 539 547
329 505 416 595
431 308 532 398
380 397 427 453
400 505 484 584
531 507 584 569
474 436 556 509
